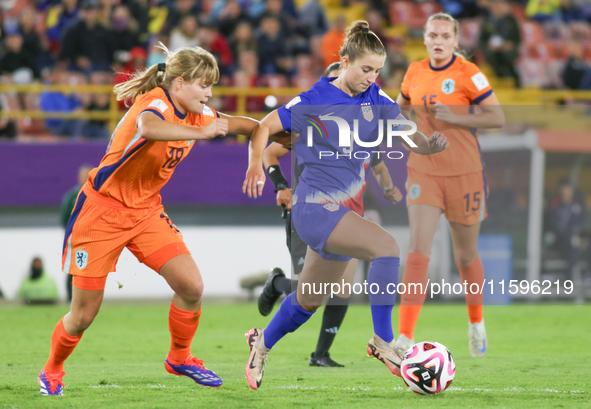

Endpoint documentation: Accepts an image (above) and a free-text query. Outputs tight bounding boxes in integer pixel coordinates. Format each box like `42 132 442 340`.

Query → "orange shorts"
63 185 190 290
406 167 488 225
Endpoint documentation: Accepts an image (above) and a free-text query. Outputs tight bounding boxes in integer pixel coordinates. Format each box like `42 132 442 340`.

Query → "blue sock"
368 256 400 343
263 292 315 349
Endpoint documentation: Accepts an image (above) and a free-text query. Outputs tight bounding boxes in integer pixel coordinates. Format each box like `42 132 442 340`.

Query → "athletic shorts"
284 210 308 275
406 167 488 226
63 184 190 290
292 202 352 262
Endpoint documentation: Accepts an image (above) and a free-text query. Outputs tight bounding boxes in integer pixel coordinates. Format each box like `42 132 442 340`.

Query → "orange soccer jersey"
88 87 218 209
400 54 493 177
62 87 218 281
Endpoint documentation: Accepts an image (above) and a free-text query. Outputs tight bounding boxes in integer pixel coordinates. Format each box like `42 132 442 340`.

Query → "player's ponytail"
424 13 469 59
114 42 219 105
339 20 385 63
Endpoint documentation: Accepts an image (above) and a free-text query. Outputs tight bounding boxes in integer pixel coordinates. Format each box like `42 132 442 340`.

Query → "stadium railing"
2 83 591 141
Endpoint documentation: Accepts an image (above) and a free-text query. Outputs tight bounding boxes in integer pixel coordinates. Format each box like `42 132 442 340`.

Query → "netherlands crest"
361 104 374 122
409 184 421 200
442 79 455 95
75 250 88 269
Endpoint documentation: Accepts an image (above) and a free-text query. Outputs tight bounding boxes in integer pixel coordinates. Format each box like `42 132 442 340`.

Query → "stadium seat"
548 41 569 60
542 21 570 41
389 1 414 26
522 41 569 61
458 19 482 52
510 3 527 22
415 2 442 26
90 71 113 85
292 74 317 89
545 59 566 89
517 58 549 88
3 0 34 19
569 21 591 42
584 43 591 62
260 74 289 89
1 91 48 137
520 44 536 59
521 21 545 46
1 92 21 112
523 43 551 60
389 1 440 30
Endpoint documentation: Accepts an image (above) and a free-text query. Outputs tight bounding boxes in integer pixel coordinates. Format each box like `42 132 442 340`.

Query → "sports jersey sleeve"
399 62 417 101
377 88 406 131
462 63 493 105
204 105 220 118
277 94 308 132
185 105 219 127
138 96 175 123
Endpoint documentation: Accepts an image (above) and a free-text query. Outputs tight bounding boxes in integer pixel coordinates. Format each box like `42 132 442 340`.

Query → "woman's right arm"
243 110 286 198
263 142 290 169
137 112 228 141
396 94 412 119
394 93 449 155
263 142 292 209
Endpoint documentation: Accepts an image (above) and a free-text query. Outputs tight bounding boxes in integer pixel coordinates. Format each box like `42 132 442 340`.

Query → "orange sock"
168 302 201 363
44 318 83 373
456 255 484 324
398 252 430 339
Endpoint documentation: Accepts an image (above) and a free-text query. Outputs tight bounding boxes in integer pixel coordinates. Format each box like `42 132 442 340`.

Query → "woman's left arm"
433 93 505 129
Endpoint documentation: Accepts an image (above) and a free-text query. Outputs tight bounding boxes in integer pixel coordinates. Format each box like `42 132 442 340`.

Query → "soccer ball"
400 341 455 395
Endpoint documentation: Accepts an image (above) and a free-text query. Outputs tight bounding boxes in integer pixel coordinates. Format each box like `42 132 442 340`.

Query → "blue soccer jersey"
277 77 404 215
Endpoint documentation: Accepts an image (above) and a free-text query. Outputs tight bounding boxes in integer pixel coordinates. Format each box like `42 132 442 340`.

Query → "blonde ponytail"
114 42 219 104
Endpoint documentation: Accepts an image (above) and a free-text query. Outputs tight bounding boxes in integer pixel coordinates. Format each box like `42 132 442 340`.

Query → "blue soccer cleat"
165 355 222 387
38 370 65 396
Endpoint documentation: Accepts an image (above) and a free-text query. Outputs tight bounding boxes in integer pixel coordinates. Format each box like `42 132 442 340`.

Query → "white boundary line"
85 384 589 394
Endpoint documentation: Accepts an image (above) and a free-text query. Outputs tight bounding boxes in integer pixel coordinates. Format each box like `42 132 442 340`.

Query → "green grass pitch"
0 302 589 408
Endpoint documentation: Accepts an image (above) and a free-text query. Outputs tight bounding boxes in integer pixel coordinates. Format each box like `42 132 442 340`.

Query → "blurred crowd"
1 0 591 139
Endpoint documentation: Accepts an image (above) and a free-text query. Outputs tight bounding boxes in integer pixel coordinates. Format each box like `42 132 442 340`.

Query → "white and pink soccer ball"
400 341 456 395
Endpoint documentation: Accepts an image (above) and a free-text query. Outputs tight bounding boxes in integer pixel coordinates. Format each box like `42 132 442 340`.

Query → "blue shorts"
292 202 352 261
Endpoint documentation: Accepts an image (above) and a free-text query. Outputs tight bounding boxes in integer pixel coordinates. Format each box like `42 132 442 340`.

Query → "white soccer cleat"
468 319 487 357
395 334 415 357
367 334 403 378
245 328 269 389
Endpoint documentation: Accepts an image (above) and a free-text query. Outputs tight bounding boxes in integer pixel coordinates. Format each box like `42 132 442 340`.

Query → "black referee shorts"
284 209 307 275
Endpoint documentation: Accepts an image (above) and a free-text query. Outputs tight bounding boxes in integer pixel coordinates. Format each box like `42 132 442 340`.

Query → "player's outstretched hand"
203 118 229 139
277 189 292 209
384 185 403 203
427 131 449 153
243 165 266 198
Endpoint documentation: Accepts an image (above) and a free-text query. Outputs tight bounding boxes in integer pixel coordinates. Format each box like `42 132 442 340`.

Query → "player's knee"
181 280 204 304
296 292 324 311
371 235 400 260
454 248 478 266
408 242 431 256
71 311 97 332
299 303 321 312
